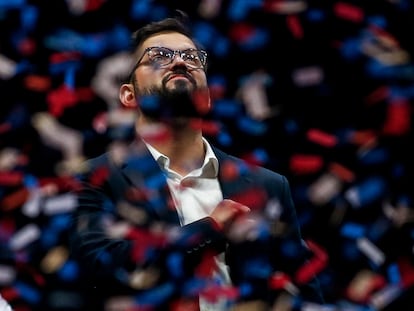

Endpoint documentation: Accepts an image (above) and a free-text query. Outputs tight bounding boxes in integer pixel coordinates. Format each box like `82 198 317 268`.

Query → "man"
69 11 324 311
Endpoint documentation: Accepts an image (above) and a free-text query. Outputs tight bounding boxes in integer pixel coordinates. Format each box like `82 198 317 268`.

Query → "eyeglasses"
134 46 208 71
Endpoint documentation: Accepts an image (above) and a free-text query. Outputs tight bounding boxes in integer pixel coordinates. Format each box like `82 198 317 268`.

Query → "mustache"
162 69 196 86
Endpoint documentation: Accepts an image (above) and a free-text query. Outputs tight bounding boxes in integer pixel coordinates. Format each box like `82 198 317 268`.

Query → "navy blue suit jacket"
69 140 323 309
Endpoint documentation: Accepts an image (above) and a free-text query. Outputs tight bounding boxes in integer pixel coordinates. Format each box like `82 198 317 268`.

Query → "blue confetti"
387 263 400 285
227 0 262 21
345 177 387 207
358 147 389 165
134 283 175 306
306 8 326 22
340 222 366 239
20 5 38 30
166 252 184 279
217 129 232 146
238 28 270 51
213 99 242 117
130 0 152 19
58 260 79 281
15 281 41 304
237 116 268 136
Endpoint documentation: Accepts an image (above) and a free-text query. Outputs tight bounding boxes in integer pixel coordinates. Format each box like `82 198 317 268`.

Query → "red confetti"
46 84 78 117
397 257 414 288
209 84 226 101
364 86 389 105
194 250 217 278
263 0 283 12
269 271 291 290
49 51 81 64
0 122 12 134
345 271 386 303
18 37 36 56
289 154 324 174
348 130 378 146
23 265 46 286
88 166 109 186
189 120 220 136
170 298 199 311
382 99 411 136
229 187 268 211
329 162 355 183
286 15 303 39
38 176 82 192
124 186 151 202
295 240 328 284
241 152 264 166
0 218 16 239
24 75 52 92
92 111 108 133
220 160 241 181
1 187 30 211
85 0 105 11
333 2 365 23
200 120 220 136
140 124 172 144
369 25 401 48
128 228 167 263
229 23 255 43
306 129 338 148
200 285 239 303
192 88 211 115
76 87 95 102
0 287 19 301
0 172 24 186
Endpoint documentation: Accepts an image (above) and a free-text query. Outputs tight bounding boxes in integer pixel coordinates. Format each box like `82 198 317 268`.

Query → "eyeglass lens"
147 47 206 68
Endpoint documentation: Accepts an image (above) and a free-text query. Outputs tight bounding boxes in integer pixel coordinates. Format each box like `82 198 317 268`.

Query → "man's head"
119 11 211 121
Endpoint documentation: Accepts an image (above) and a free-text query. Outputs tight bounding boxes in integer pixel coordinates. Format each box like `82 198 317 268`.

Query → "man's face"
130 32 210 119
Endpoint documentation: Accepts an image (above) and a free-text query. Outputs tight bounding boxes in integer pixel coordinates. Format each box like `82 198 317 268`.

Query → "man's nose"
170 52 187 66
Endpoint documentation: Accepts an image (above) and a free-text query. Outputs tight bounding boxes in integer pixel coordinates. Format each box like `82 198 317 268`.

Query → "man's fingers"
211 199 251 230
233 201 251 214
222 199 250 214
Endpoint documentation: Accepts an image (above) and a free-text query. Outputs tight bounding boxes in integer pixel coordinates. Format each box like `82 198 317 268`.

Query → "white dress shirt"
145 138 232 310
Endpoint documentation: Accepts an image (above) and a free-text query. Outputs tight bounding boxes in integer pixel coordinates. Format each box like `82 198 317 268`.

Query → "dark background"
1 0 414 310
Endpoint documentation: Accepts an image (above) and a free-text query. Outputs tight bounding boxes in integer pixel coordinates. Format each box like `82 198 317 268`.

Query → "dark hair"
124 10 207 83
130 10 196 53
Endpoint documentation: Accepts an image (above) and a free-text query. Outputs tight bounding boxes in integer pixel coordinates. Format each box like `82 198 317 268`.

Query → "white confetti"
357 237 385 266
9 224 41 251
43 193 77 215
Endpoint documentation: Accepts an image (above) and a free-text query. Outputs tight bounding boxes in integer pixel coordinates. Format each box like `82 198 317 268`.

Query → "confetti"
9 224 41 251
1 1 414 309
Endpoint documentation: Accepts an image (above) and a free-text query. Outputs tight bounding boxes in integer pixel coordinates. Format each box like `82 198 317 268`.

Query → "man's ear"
119 83 138 108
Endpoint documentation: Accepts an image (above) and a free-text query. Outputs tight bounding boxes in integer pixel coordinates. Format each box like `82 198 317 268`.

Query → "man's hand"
210 199 251 232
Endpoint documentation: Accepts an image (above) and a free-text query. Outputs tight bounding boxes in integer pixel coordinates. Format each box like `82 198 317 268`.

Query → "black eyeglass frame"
127 46 208 82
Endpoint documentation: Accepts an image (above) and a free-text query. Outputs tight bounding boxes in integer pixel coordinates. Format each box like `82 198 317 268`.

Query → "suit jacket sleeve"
69 153 227 291
218 156 325 306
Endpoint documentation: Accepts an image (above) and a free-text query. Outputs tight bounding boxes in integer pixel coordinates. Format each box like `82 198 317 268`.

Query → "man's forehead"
140 32 196 50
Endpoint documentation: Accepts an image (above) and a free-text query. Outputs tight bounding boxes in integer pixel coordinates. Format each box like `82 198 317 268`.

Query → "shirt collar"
144 137 219 179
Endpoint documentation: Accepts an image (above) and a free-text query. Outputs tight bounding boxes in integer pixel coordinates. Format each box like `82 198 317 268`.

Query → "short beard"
135 80 207 121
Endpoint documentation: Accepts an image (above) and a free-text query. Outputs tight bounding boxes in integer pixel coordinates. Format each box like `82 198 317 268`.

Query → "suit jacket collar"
120 139 180 224
211 146 252 200
120 139 253 224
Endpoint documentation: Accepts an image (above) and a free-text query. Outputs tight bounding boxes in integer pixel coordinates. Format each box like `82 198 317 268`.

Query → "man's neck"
137 117 206 176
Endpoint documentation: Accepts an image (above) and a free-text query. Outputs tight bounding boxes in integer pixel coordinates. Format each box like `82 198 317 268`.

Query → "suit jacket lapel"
212 146 252 201
119 143 253 226
120 140 180 225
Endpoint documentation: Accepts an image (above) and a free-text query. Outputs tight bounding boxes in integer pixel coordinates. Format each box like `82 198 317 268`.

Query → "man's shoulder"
212 145 286 182
83 152 111 170
76 152 115 180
